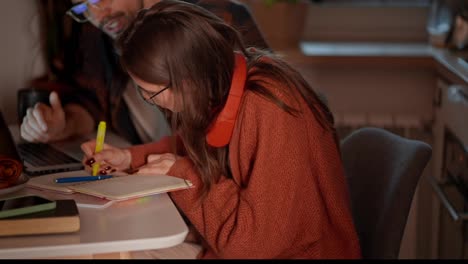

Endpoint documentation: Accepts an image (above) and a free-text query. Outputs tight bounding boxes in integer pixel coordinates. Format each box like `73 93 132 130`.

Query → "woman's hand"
136 153 178 175
81 140 132 175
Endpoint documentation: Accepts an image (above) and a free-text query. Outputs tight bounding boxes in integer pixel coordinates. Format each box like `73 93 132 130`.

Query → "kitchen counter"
300 42 432 57
281 41 468 84
431 48 468 84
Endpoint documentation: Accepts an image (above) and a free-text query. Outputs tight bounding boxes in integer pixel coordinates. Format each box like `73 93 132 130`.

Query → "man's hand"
20 91 66 143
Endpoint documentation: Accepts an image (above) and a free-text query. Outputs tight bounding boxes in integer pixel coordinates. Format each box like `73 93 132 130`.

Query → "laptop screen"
0 111 83 177
0 111 21 162
0 111 23 187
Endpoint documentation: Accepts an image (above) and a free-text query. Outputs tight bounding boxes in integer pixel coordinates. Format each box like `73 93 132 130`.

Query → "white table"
0 125 188 258
0 188 188 259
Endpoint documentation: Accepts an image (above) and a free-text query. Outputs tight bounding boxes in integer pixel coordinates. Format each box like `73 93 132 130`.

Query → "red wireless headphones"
206 53 247 147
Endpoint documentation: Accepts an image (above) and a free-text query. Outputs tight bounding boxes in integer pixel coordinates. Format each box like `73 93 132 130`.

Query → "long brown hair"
118 0 336 195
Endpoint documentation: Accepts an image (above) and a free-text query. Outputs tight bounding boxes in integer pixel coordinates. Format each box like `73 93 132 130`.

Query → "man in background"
21 0 269 145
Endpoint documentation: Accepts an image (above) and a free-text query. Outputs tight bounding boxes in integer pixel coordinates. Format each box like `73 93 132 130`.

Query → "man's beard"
97 12 129 40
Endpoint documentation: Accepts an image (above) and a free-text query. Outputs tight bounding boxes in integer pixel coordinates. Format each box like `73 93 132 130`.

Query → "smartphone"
0 195 56 219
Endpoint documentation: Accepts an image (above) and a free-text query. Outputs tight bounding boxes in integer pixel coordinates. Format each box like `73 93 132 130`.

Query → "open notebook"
26 170 193 201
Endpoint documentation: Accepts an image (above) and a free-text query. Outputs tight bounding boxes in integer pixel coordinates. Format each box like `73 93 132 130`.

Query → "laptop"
16 141 84 176
1 112 131 177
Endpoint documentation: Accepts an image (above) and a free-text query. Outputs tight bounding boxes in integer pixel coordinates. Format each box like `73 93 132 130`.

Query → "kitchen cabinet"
431 64 468 259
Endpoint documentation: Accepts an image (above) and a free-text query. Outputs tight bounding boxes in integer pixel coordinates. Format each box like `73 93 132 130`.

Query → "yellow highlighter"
92 121 107 176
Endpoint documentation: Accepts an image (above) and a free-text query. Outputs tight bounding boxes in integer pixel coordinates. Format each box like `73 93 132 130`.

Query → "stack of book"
0 199 80 236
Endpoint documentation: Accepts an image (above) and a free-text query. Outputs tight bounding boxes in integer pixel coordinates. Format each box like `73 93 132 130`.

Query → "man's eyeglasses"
66 0 113 23
136 84 170 106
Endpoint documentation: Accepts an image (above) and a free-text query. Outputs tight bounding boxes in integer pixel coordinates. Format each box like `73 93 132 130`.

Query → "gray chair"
340 127 432 259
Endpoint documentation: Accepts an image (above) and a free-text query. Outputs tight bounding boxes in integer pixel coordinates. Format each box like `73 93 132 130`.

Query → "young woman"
81 0 361 259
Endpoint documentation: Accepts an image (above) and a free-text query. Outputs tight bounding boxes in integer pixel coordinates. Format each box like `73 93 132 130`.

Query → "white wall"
0 0 45 125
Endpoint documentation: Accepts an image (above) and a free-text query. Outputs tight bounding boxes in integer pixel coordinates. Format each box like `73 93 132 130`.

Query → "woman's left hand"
136 153 178 175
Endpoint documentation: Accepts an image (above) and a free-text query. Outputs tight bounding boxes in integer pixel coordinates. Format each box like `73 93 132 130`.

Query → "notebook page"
68 174 193 201
26 170 85 194
26 170 129 194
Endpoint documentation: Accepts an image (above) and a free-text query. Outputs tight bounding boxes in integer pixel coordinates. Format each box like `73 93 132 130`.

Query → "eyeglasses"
136 84 170 106
66 0 113 23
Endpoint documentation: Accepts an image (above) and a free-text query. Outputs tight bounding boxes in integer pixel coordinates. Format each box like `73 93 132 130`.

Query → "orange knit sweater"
129 81 361 259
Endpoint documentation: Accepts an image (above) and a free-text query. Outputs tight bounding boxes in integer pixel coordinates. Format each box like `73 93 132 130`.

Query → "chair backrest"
340 127 432 259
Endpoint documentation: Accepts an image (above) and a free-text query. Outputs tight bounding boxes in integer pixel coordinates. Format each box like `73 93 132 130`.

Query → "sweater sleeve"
168 92 326 258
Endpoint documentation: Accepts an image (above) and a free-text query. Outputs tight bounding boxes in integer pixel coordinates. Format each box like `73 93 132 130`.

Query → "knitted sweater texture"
129 80 361 259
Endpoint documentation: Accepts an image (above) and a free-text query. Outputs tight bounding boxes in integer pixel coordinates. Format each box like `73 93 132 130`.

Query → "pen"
92 121 107 176
55 175 113 183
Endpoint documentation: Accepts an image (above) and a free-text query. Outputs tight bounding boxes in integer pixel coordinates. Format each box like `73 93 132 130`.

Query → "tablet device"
0 195 56 219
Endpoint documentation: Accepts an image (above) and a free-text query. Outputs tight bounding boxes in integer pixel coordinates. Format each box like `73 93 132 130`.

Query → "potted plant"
247 0 309 50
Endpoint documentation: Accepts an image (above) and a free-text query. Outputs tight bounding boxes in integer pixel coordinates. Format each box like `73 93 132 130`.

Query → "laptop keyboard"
17 143 80 166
